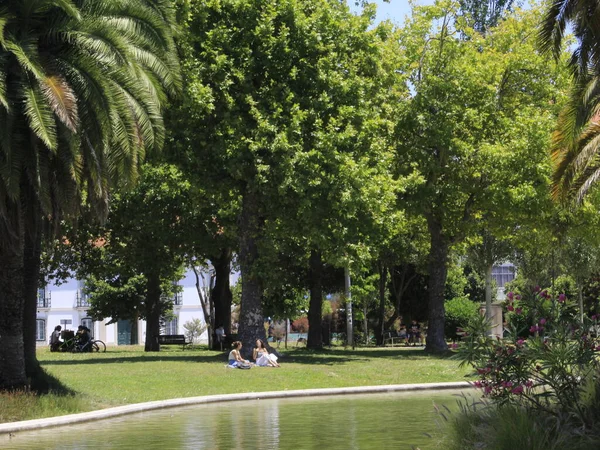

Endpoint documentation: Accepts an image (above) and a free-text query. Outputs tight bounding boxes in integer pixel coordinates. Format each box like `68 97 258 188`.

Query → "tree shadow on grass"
29 365 78 396
40 352 228 366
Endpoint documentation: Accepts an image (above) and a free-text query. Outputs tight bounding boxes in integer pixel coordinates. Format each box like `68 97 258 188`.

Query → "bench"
155 334 191 350
383 330 407 347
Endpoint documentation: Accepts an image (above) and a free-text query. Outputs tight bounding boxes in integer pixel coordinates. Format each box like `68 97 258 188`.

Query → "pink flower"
501 381 513 388
534 286 541 293
512 385 524 394
541 290 549 299
484 386 493 395
507 291 514 300
515 308 522 315
474 381 482 388
539 318 547 325
507 305 515 312
530 325 538 333
595 346 600 352
451 343 458 349
558 294 566 303
515 294 522 300
592 315 598 321
516 339 525 346
525 380 533 388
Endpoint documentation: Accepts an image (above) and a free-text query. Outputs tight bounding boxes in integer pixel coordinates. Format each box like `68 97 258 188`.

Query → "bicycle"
76 338 106 353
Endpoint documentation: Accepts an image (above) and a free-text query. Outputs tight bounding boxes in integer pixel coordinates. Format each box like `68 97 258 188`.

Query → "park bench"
383 330 407 347
155 334 191 350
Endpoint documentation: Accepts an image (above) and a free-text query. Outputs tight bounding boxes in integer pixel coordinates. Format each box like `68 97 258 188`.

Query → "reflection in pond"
3 390 474 449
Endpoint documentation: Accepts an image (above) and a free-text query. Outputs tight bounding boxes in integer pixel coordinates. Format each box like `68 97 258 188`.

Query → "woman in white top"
228 341 250 367
253 339 280 367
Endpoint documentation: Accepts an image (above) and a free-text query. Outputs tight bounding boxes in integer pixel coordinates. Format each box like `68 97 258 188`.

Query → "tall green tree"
0 1 178 389
396 2 569 352
80 164 191 352
174 0 402 354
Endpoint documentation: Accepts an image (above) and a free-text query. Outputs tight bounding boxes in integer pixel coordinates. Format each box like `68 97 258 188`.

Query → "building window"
492 264 516 288
36 319 46 341
76 280 90 308
174 291 183 306
37 287 51 308
162 317 178 335
81 318 93 334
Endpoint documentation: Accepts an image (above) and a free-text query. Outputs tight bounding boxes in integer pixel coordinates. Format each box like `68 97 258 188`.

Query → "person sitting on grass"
253 339 280 367
228 341 251 368
49 325 62 352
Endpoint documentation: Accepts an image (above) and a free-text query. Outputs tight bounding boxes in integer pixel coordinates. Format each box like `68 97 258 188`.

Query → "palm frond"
23 83 58 151
41 74 79 132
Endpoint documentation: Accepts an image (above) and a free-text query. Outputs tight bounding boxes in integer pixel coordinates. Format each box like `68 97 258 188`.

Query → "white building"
35 269 223 347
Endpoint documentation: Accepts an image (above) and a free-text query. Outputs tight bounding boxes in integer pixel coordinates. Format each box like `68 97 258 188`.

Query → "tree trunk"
237 189 266 358
425 218 449 353
144 273 162 351
192 265 214 349
212 248 232 338
307 250 323 350
0 203 27 389
376 262 387 345
22 189 42 381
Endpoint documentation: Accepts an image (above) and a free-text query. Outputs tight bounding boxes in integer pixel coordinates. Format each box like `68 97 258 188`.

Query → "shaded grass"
1 345 472 423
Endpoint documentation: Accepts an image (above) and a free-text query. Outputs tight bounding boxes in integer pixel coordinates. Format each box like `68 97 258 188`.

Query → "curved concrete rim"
0 381 473 435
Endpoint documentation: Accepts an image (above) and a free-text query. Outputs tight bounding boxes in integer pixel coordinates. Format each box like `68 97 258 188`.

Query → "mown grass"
1 345 472 423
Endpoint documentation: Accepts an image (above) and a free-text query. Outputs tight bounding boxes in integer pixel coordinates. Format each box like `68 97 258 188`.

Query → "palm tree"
539 0 600 201
0 0 179 390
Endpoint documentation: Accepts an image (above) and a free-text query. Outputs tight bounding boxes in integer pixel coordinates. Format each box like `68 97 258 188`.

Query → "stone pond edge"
0 381 474 434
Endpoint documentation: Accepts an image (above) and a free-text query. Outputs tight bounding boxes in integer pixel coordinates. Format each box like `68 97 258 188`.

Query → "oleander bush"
449 288 600 448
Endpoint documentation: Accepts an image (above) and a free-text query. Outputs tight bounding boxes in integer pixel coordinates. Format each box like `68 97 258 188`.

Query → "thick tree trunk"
425 218 449 353
307 250 323 350
0 204 27 389
212 248 232 339
237 189 266 358
23 188 42 380
23 219 42 379
376 262 387 345
144 273 162 352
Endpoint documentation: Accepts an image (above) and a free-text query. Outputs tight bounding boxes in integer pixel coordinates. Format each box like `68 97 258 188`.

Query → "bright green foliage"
395 1 570 351
444 297 479 341
172 0 404 349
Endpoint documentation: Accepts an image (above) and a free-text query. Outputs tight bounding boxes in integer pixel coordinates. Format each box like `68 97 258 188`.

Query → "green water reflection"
3 390 473 449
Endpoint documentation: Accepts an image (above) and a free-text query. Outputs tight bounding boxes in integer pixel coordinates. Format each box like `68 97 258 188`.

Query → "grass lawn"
1 345 472 423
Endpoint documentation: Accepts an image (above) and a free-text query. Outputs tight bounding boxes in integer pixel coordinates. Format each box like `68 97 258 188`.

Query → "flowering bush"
457 287 600 425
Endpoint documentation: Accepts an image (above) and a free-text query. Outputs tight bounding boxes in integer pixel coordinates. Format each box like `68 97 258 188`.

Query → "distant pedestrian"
215 325 226 351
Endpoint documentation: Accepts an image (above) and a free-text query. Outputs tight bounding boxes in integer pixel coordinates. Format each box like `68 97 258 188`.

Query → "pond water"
3 390 472 449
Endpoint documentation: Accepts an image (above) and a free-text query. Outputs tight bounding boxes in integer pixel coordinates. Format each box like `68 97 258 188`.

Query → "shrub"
291 316 308 333
457 287 600 431
183 318 206 344
445 297 479 341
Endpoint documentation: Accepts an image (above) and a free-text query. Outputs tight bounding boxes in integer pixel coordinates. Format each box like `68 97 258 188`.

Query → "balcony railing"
76 291 90 308
37 292 51 309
